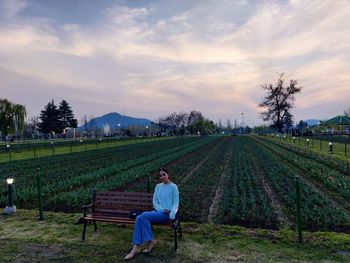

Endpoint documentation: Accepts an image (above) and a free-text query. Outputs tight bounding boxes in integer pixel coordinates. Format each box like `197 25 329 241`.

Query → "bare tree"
259 73 302 133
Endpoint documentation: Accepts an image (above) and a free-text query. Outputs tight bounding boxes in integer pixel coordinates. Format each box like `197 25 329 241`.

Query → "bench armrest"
81 204 93 217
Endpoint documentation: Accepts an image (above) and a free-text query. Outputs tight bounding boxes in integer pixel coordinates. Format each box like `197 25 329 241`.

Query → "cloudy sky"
0 0 349 126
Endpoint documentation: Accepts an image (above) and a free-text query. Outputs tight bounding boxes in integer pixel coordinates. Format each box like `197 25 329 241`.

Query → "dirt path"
178 153 212 185
178 138 226 185
207 148 233 223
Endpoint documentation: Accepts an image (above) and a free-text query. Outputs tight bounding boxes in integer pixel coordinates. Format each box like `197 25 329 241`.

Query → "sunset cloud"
0 0 349 125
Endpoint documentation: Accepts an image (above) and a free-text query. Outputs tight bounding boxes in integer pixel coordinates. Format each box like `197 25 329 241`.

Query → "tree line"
0 98 77 140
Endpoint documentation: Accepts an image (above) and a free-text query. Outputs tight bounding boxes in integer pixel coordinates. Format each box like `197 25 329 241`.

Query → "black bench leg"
174 226 178 251
93 221 97 231
82 221 87 241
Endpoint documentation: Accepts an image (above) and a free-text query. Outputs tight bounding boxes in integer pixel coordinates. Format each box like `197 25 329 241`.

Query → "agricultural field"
1 135 350 234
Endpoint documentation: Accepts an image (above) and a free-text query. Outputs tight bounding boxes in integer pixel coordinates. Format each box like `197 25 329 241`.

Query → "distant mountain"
78 112 151 131
305 119 320 127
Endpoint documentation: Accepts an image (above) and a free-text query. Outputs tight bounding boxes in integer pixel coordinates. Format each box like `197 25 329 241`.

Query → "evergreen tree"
39 100 60 134
58 100 78 130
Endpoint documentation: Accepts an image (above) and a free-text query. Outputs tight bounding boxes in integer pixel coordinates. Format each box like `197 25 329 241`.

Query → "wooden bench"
80 190 182 250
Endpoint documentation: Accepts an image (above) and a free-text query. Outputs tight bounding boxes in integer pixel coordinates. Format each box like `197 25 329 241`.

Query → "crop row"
265 136 349 175
251 136 350 231
2 136 216 210
0 137 210 207
10 139 202 206
178 137 233 222
255 136 350 203
216 137 277 228
0 137 201 185
45 137 216 211
124 136 227 193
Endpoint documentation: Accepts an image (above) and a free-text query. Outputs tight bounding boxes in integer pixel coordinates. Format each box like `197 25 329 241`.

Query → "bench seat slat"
83 216 135 224
83 215 173 226
96 191 153 197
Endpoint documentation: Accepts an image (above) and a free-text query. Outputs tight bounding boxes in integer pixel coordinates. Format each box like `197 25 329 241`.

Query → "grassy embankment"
0 137 167 163
1 210 350 262
267 135 350 161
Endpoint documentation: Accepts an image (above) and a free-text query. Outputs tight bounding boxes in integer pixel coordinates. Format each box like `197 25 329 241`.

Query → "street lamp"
117 123 121 139
4 178 16 214
329 142 333 153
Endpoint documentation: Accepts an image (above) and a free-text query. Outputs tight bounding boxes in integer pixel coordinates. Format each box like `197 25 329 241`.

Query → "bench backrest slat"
95 204 153 211
95 195 153 202
93 191 154 217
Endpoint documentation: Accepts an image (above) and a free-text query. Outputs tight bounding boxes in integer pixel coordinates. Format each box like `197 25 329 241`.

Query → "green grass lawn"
1 210 349 262
269 135 350 161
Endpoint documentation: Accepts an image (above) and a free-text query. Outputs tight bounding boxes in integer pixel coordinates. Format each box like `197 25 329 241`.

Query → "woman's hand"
163 209 170 214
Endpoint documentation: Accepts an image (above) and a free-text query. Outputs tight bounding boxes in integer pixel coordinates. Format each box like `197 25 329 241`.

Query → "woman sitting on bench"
125 167 179 260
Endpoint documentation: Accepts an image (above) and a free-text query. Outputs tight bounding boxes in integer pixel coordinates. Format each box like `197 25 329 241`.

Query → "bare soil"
207 149 233 223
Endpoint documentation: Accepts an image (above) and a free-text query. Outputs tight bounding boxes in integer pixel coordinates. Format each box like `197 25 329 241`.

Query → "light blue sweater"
153 182 179 219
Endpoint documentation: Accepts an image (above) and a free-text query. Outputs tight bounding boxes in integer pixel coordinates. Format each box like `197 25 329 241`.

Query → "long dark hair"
158 167 169 176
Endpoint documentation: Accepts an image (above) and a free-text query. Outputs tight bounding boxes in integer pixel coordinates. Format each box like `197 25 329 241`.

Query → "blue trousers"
132 211 170 245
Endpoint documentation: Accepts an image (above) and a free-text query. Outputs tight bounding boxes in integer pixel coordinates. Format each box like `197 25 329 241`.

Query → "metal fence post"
345 143 347 157
36 168 44 220
295 176 302 243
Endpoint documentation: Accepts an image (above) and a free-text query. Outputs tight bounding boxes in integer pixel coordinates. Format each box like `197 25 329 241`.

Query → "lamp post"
117 123 121 140
329 142 333 154
4 178 16 214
